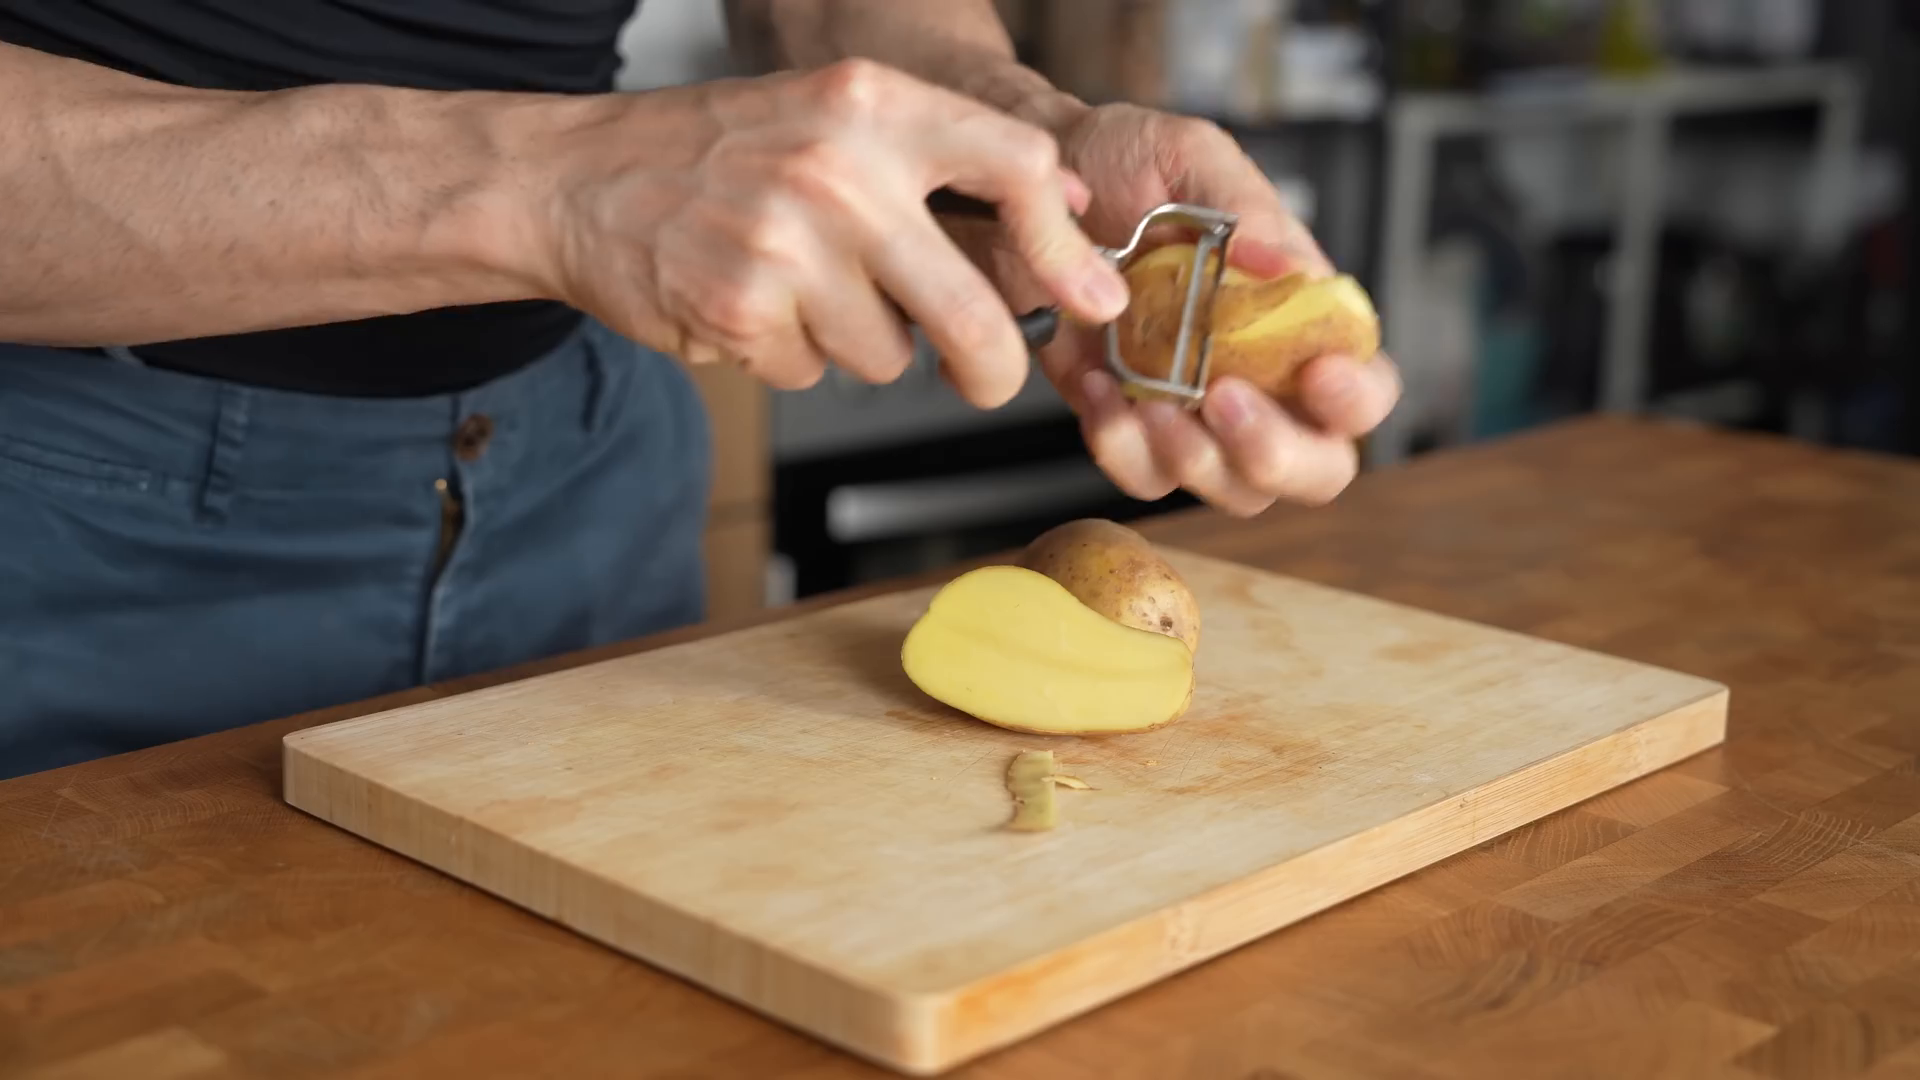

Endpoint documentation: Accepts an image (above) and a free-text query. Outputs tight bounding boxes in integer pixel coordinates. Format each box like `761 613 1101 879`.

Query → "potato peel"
1005 749 1057 832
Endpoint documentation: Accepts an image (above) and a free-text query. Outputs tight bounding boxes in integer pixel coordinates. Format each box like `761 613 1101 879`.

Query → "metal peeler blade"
921 189 1239 409
1096 202 1238 408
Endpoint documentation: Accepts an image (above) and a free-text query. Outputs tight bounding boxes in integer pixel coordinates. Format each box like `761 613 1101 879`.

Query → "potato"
1112 241 1380 402
1018 518 1200 652
900 565 1193 736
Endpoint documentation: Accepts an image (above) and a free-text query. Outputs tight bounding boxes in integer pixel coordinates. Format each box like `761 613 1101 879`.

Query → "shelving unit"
1366 61 1865 466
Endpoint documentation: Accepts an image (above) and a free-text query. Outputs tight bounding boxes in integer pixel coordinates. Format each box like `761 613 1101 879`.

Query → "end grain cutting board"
283 549 1728 1074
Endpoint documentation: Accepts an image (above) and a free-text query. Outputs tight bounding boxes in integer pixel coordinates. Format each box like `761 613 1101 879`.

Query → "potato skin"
1017 519 1200 652
1113 242 1381 401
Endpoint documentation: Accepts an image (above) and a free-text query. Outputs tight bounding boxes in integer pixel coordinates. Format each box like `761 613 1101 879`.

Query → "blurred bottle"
1598 0 1664 75
1396 0 1467 90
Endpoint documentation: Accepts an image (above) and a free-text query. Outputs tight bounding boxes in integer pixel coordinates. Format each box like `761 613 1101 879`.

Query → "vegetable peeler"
923 187 1239 408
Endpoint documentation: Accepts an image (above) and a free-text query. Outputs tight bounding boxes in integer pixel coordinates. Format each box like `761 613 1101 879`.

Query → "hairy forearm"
724 0 1087 133
0 42 579 347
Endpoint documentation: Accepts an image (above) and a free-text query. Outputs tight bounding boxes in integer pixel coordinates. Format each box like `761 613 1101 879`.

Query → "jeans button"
454 414 494 462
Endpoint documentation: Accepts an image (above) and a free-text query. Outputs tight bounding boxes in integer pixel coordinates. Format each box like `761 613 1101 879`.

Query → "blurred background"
615 0 1915 618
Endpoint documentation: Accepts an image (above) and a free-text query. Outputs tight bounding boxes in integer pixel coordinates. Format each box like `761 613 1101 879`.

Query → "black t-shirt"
0 0 645 396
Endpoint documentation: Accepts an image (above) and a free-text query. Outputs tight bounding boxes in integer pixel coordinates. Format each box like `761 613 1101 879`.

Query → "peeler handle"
922 186 1061 352
925 186 999 221
1011 307 1060 351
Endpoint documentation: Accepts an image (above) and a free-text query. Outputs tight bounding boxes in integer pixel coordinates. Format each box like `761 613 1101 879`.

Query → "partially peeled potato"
1112 241 1381 402
900 519 1200 736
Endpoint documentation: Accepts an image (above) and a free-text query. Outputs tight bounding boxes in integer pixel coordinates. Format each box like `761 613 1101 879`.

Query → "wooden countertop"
5 414 1918 1079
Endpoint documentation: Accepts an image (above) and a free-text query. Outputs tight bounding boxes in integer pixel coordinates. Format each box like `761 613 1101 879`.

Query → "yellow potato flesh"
900 565 1194 735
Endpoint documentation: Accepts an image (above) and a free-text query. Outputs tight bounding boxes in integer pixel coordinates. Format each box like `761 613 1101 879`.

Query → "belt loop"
103 345 145 367
197 384 252 525
582 328 607 435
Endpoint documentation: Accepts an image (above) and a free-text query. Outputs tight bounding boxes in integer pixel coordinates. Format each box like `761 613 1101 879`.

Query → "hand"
954 102 1402 515
531 59 1128 408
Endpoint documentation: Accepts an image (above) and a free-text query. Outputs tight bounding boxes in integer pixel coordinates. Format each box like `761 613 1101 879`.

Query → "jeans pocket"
0 434 164 497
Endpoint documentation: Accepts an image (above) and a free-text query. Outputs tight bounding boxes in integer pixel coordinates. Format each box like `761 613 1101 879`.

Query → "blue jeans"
0 318 711 780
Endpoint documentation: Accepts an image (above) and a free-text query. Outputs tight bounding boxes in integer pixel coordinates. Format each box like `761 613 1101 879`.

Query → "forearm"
724 0 1087 133
0 42 575 347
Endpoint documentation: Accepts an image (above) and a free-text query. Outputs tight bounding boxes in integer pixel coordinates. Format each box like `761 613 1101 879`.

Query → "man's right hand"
0 44 1116 405
528 59 1129 409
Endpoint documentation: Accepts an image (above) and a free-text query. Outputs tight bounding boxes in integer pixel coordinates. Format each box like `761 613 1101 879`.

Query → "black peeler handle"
924 186 1061 352
1008 307 1062 351
925 186 1000 220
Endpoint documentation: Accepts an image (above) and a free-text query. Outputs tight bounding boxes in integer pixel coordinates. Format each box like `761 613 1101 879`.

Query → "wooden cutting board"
282 548 1727 1075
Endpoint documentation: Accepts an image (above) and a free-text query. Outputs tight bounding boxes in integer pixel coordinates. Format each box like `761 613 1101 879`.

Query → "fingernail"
1209 381 1254 432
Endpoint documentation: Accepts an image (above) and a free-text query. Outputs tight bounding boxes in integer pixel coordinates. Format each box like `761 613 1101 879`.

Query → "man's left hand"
958 102 1403 517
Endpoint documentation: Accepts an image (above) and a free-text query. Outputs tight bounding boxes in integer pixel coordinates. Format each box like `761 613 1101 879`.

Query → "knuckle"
1284 451 1356 508
868 339 915 382
775 136 840 182
1018 236 1071 279
1089 442 1170 502
1084 429 1122 472
693 279 777 343
741 339 823 391
1374 355 1406 403
939 291 1011 362
1317 450 1360 504
811 57 892 120
1093 454 1150 498
1171 115 1231 154
1009 222 1082 280
1171 441 1225 491
1237 436 1295 495
1296 485 1340 508
1227 494 1276 518
1011 128 1060 179
773 138 866 217
1135 476 1179 501
773 360 827 391
680 337 725 367
734 202 806 267
840 342 910 385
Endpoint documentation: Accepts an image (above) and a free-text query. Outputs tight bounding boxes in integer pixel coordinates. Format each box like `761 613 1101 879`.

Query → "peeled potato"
1113 241 1380 401
1017 518 1200 652
900 565 1193 736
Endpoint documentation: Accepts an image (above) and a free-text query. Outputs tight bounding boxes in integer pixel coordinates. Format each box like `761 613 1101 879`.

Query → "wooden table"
5 415 1917 1080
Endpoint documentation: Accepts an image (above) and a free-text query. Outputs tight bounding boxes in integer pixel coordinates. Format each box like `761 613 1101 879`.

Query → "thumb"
1177 158 1333 279
1229 210 1333 279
